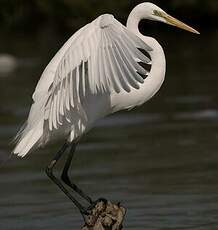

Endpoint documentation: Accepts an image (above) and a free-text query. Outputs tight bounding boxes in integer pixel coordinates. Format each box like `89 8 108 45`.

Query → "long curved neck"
126 6 142 35
126 4 166 72
110 5 166 112
126 5 154 45
126 4 166 70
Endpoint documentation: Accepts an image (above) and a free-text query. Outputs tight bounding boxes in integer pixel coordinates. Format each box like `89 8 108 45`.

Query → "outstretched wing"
44 14 152 131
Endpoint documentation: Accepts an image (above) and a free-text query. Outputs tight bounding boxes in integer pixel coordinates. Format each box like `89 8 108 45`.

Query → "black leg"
45 142 88 217
61 143 93 204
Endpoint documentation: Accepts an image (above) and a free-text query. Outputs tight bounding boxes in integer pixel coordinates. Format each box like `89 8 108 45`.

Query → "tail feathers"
13 121 43 157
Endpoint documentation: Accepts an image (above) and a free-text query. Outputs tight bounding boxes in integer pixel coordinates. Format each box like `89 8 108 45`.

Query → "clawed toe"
87 197 108 211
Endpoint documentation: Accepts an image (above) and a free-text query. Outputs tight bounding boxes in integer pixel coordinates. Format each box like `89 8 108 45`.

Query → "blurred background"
0 0 218 229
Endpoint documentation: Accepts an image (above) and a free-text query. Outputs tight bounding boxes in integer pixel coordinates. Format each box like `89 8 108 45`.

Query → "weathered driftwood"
81 201 126 230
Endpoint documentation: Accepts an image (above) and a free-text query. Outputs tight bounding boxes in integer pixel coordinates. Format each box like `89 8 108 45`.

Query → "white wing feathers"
45 14 152 131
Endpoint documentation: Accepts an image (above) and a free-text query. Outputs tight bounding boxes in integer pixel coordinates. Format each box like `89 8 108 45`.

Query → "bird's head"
138 2 200 34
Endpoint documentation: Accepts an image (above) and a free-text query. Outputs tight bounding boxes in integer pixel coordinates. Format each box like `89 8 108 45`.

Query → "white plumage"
13 2 199 157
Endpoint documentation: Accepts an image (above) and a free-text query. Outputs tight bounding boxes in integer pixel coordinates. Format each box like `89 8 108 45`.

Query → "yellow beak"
163 13 200 34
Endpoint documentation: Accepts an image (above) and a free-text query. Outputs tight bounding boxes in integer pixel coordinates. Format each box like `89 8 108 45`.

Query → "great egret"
13 2 199 217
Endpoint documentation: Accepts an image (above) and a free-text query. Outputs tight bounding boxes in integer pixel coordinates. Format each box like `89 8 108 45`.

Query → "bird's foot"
80 198 107 223
87 197 107 211
81 200 126 230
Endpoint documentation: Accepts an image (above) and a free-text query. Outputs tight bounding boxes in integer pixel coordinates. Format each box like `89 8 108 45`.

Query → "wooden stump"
81 201 126 230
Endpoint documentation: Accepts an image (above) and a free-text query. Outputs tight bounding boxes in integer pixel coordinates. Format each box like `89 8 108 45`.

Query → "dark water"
0 30 218 230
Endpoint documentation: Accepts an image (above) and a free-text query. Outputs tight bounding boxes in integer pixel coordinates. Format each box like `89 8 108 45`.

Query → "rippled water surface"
0 30 218 230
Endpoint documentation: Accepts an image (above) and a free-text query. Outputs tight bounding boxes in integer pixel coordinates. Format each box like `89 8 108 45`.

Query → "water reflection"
0 30 218 229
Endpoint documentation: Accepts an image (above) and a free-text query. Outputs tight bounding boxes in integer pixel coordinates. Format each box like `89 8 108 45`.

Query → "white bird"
13 2 199 216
